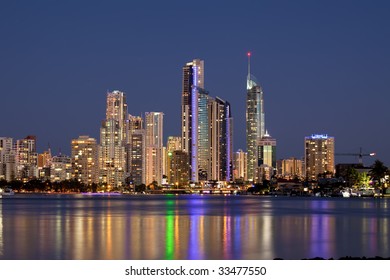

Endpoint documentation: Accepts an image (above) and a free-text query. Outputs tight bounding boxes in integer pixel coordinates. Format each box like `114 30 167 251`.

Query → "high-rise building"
166 136 182 184
145 112 164 186
50 154 72 182
37 149 52 181
246 53 265 183
14 135 38 181
234 149 247 182
257 131 276 180
305 134 335 180
209 96 233 182
167 150 190 187
276 157 304 180
99 90 128 189
127 115 144 176
182 59 204 183
71 136 98 185
129 129 145 186
166 136 182 152
106 90 128 143
0 137 13 181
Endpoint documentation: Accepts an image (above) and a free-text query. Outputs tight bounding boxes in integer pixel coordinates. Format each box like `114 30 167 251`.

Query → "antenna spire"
247 51 251 77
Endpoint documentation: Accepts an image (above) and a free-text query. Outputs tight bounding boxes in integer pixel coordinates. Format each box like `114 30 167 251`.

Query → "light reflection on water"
0 195 389 260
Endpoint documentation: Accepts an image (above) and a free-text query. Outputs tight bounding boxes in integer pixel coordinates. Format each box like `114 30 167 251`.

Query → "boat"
0 187 15 196
341 188 351 198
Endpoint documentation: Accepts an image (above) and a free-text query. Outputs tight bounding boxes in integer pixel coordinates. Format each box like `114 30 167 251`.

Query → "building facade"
71 136 98 185
181 59 204 183
257 132 276 180
246 53 265 183
208 96 233 182
129 129 146 186
234 149 247 182
276 157 304 180
99 90 128 189
145 112 164 186
14 135 38 181
0 137 14 181
304 134 335 180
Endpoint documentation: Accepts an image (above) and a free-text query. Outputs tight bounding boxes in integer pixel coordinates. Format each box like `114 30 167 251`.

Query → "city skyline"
1 1 389 166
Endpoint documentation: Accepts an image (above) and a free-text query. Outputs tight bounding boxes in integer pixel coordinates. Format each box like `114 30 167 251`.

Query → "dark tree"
369 160 388 186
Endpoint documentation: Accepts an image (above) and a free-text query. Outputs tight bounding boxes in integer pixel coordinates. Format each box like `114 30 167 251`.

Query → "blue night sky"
1 0 389 166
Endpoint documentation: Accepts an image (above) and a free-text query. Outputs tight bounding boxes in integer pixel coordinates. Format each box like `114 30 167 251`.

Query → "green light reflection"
165 196 175 260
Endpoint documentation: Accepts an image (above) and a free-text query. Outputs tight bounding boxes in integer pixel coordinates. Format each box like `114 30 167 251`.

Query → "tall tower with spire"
246 52 265 182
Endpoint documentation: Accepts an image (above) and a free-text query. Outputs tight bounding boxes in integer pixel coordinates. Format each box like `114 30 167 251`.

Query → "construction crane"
335 147 376 165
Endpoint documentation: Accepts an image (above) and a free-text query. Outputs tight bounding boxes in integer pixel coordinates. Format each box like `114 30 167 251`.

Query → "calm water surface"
0 194 389 260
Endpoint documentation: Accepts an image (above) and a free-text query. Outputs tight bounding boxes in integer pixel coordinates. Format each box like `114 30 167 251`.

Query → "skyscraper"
99 90 128 189
209 96 233 182
129 129 146 186
15 135 38 181
71 135 98 185
0 137 13 181
182 59 204 183
145 112 164 186
257 131 276 180
234 149 247 181
305 134 335 180
246 52 265 183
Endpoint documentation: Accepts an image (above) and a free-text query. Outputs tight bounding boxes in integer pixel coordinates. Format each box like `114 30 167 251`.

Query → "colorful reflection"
0 201 3 257
1 195 390 259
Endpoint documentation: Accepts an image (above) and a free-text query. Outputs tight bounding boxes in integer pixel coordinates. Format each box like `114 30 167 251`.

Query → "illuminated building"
257 131 276 180
209 96 233 182
127 115 144 176
166 136 182 152
129 129 145 186
167 150 190 187
181 59 233 184
50 154 72 182
37 149 52 181
181 59 204 183
234 149 247 182
99 90 128 189
71 136 98 185
246 53 265 182
304 134 335 180
38 149 52 169
14 135 38 181
166 136 183 184
276 157 304 180
145 112 164 186
0 137 14 181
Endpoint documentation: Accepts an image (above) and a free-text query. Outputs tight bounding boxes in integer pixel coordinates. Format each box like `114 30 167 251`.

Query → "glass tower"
181 59 204 183
246 53 265 182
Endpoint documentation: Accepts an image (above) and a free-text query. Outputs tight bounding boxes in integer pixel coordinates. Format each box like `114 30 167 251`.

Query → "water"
0 194 389 260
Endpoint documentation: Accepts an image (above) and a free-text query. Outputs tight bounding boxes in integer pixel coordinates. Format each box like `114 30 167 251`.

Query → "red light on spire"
247 52 251 57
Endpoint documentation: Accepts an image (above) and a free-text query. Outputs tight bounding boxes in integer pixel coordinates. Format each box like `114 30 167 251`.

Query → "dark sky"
1 0 389 166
